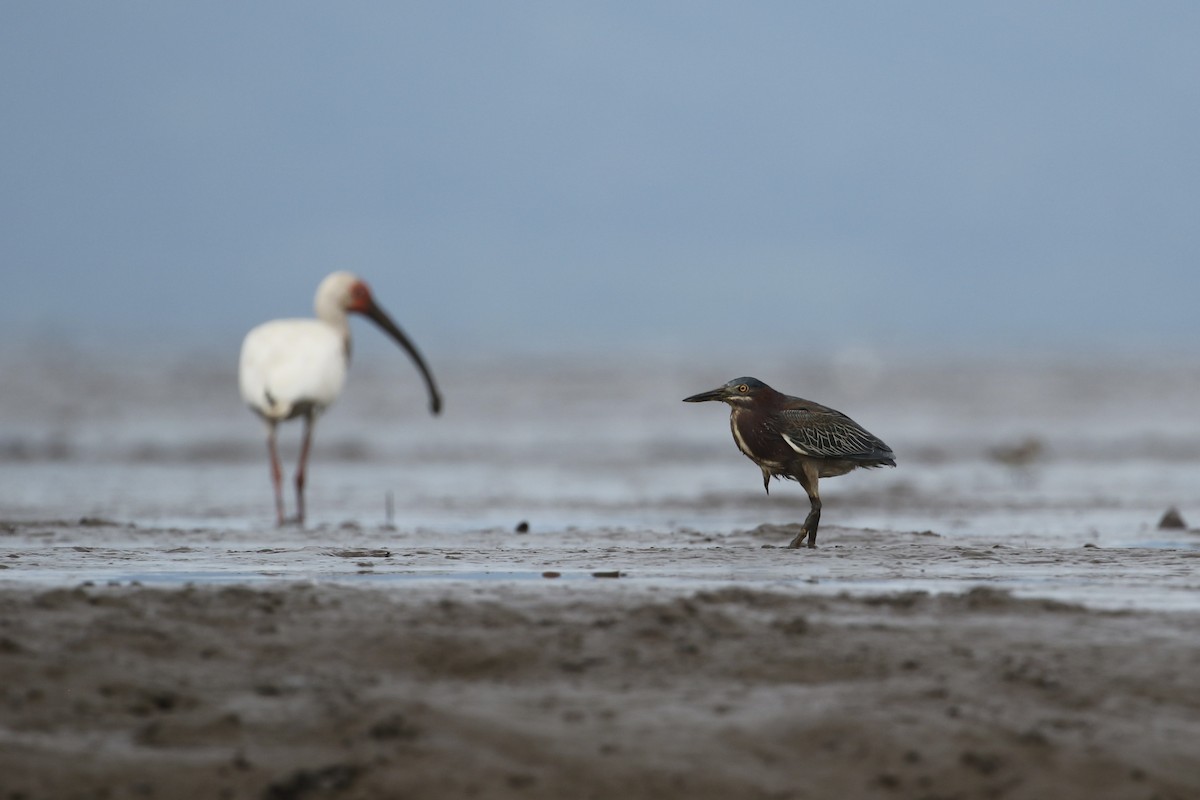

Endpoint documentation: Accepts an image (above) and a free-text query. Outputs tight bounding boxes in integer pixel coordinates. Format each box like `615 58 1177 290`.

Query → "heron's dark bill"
363 302 444 415
683 388 726 403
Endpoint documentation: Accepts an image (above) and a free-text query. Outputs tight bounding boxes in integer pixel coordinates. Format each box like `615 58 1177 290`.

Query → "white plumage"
239 271 441 526
240 317 348 421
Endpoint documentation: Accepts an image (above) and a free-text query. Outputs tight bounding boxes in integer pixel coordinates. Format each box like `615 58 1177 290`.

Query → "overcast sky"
3 3 1199 358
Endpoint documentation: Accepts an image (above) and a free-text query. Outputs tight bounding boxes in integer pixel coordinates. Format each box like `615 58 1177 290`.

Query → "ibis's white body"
238 271 441 526
239 317 349 422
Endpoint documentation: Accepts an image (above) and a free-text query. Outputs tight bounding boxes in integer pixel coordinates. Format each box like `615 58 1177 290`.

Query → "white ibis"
238 271 442 526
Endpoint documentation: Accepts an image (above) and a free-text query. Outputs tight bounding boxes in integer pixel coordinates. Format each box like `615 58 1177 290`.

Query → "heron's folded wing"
774 408 894 461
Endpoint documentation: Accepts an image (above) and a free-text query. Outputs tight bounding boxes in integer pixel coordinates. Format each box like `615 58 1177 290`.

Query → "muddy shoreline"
2 575 1198 800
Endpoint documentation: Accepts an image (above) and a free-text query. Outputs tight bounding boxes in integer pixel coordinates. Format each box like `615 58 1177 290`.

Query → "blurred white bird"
239 271 442 525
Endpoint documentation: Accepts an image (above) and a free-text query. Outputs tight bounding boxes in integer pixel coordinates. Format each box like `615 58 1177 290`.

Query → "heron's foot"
786 529 818 549
276 515 305 528
787 530 813 549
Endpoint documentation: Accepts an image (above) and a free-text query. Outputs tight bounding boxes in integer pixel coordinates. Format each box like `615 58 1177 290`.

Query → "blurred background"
3 2 1199 358
3 3 1200 536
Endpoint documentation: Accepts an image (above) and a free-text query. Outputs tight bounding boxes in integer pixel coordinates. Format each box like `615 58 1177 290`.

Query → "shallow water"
3 343 1200 610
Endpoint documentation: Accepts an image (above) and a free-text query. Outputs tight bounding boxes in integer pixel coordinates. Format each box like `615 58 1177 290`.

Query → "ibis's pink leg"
294 413 315 527
266 423 286 526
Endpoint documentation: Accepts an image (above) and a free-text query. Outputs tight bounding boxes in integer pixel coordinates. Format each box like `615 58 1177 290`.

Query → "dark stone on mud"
368 713 420 741
263 764 362 800
1158 507 1186 529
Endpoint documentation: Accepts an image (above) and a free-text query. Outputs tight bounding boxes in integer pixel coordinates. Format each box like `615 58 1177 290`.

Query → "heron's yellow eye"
737 384 749 393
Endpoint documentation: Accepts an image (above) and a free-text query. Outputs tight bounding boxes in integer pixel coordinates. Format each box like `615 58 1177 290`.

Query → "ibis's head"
315 271 443 416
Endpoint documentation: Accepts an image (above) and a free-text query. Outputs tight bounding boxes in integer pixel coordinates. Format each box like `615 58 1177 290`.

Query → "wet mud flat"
4 518 1199 610
3 574 1200 800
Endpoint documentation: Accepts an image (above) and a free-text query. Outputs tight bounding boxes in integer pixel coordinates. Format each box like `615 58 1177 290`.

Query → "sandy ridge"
2 581 1198 799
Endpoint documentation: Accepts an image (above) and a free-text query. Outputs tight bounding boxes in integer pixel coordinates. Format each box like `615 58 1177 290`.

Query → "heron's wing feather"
773 408 895 461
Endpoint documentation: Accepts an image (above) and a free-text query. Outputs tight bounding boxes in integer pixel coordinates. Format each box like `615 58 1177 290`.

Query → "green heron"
684 377 896 548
